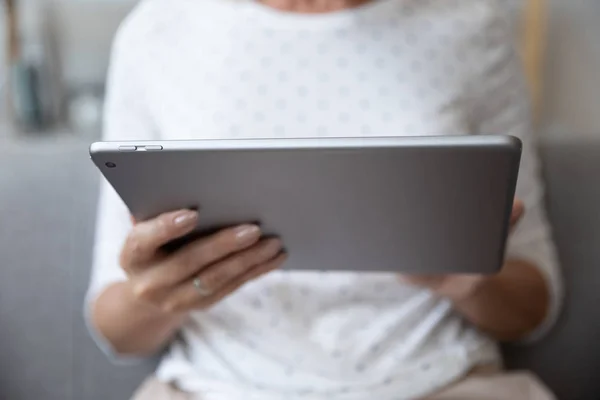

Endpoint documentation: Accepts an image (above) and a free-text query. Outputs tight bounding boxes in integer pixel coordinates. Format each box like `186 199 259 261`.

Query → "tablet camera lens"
105 162 116 168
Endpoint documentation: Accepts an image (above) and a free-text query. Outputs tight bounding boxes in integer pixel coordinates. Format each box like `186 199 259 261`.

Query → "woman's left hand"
398 199 525 301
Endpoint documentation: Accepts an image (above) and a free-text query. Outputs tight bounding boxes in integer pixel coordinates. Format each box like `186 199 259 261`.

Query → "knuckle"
122 235 142 265
156 215 172 238
161 300 181 314
132 282 156 301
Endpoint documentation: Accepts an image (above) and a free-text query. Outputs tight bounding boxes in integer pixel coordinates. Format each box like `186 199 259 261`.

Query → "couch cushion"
0 140 156 400
504 139 600 400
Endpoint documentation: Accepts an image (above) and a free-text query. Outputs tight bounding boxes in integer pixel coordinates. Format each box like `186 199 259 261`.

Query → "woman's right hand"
120 209 286 314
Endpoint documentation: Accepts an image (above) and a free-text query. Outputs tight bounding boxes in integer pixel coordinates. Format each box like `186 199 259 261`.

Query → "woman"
86 0 562 399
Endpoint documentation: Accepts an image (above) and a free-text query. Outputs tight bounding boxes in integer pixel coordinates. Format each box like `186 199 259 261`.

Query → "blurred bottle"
10 0 58 133
1 1 7 127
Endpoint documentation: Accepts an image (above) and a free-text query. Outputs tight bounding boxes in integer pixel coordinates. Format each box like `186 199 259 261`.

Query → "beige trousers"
132 370 555 400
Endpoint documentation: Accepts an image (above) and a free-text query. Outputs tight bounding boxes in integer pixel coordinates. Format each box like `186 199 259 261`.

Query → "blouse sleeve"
84 15 158 360
468 4 563 342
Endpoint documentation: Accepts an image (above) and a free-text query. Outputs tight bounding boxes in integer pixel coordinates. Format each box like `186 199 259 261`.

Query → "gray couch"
0 137 598 400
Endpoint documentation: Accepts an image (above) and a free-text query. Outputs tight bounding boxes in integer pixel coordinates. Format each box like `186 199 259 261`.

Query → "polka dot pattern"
149 5 478 140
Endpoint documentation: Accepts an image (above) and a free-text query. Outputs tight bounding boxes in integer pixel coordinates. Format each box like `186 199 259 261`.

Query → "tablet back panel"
90 136 521 274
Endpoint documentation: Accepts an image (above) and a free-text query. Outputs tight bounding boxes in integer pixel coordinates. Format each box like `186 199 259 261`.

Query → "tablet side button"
119 145 137 151
143 145 163 151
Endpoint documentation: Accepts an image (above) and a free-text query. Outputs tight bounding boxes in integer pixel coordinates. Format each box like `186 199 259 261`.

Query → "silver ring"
193 277 212 296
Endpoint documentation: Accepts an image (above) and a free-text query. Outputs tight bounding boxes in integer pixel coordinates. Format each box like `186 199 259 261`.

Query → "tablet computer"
90 136 521 274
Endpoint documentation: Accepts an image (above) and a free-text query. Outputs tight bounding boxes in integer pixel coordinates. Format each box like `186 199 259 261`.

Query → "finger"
160 239 282 310
509 199 525 229
194 238 282 294
120 209 199 269
194 252 287 311
397 274 446 291
165 224 262 284
131 225 263 302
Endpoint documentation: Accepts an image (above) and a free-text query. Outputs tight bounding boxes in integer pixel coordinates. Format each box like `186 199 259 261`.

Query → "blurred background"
1 0 136 138
2 0 600 141
1 1 600 399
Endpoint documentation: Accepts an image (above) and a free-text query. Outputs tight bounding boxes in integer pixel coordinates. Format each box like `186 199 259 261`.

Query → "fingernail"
173 210 198 227
234 225 261 243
